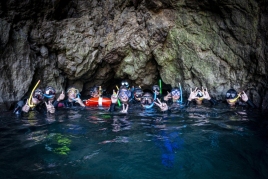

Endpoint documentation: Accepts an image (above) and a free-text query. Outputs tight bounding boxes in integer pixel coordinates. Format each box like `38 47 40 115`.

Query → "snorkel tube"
116 85 122 107
43 94 54 99
28 80 41 107
159 79 162 95
228 93 241 103
179 83 183 104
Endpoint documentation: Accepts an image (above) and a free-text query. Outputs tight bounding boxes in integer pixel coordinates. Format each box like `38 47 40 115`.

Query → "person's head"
118 86 130 104
44 86 56 101
32 88 44 104
89 86 99 98
195 89 204 105
152 85 160 95
133 87 143 101
226 89 239 106
67 87 79 100
121 80 129 88
171 87 180 101
140 92 154 108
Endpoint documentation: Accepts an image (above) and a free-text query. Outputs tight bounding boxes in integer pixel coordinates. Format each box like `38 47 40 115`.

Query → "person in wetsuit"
186 87 217 106
58 87 85 107
109 86 130 113
43 86 65 109
13 88 50 115
225 89 255 108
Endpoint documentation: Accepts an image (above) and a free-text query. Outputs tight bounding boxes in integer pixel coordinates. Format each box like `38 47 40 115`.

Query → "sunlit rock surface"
0 0 267 109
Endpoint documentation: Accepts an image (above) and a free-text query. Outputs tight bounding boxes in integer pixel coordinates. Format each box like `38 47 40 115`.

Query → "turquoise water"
0 104 267 178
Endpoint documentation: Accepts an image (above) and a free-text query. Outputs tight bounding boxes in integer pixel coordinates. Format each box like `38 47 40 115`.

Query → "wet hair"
226 89 238 99
66 87 79 94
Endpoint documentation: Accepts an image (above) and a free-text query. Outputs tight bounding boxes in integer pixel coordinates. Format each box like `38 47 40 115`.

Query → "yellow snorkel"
28 80 41 108
228 93 241 103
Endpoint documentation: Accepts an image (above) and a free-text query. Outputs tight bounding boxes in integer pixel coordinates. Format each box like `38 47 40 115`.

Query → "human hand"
202 87 211 100
111 90 119 104
22 99 30 113
75 98 85 107
45 101 55 114
164 91 172 101
241 91 248 102
188 87 198 101
154 98 168 111
57 91 65 101
120 103 129 113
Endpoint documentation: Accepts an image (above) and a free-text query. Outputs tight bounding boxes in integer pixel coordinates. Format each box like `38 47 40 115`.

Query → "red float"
84 97 111 107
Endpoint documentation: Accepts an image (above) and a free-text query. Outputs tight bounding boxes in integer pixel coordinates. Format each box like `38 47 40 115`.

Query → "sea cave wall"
0 0 268 109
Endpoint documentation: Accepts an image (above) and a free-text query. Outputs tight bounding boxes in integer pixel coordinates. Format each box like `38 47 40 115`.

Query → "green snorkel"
159 79 162 95
116 85 122 107
179 83 183 104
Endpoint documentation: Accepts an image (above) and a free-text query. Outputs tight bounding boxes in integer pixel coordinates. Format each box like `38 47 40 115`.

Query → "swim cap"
67 87 79 94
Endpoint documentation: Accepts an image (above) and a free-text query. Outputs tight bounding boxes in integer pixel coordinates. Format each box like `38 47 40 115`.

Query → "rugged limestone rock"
0 0 267 110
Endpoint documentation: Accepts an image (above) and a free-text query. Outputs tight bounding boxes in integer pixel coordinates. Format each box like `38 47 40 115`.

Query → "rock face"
0 0 267 109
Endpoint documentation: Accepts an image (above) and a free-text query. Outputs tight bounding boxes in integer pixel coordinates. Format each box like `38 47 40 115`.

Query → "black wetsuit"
58 100 84 108
185 98 218 107
13 99 46 115
231 99 256 109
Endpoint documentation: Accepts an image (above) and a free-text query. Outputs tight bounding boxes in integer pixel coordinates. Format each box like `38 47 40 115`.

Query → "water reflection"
0 105 267 178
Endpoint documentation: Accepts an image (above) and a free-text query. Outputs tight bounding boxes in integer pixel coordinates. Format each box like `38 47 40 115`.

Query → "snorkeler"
129 86 144 104
154 87 183 112
152 85 162 99
120 80 130 89
225 89 255 108
109 87 130 113
89 86 100 98
44 86 65 109
13 88 48 115
186 87 217 106
140 92 155 109
58 87 85 107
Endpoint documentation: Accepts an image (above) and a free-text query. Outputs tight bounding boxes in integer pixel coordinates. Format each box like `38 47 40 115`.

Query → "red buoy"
84 97 111 107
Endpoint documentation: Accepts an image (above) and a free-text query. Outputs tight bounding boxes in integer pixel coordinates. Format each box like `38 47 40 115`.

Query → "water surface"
0 104 267 178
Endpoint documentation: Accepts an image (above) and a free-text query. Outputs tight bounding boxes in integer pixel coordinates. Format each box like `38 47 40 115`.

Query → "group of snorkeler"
13 86 85 115
13 79 256 115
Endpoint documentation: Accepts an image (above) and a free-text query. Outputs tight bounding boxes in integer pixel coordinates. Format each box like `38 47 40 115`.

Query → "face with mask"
118 87 130 104
140 92 154 108
152 85 160 95
171 88 180 101
32 88 44 105
133 87 143 101
226 89 239 106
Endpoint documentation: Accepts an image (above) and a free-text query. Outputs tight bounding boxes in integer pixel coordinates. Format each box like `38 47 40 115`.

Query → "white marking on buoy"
98 97 103 106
